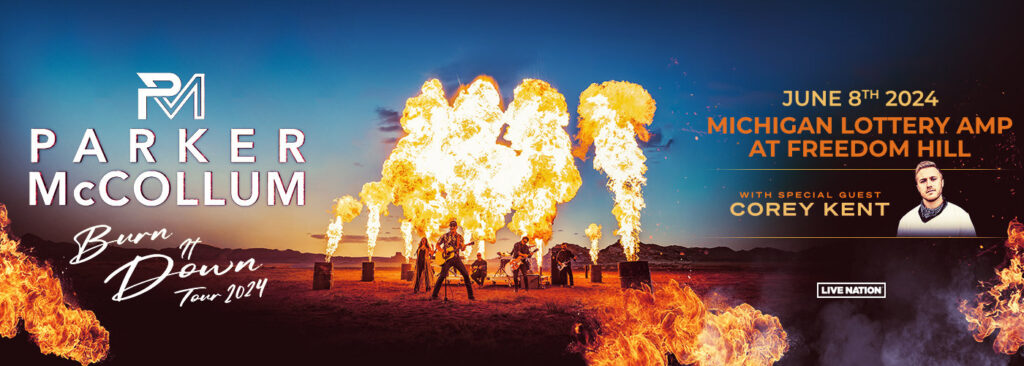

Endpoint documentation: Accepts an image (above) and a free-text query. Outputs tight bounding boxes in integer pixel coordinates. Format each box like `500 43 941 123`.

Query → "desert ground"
10 232 1021 366
2 260 813 366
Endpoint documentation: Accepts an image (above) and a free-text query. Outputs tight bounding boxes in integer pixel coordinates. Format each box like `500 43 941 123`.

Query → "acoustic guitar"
433 241 476 266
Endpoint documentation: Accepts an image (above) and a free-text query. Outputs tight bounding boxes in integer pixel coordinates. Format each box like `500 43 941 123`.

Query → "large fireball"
575 280 788 366
0 203 110 365
961 219 1024 354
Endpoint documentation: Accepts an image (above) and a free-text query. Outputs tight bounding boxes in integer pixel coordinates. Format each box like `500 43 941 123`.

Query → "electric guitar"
556 249 575 271
509 248 538 272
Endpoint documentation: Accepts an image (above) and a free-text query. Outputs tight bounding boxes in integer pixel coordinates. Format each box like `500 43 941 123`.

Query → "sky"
1 1 1021 257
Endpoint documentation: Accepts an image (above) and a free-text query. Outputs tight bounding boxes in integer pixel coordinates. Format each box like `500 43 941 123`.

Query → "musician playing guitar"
555 242 576 287
430 220 476 301
510 236 535 292
470 253 487 286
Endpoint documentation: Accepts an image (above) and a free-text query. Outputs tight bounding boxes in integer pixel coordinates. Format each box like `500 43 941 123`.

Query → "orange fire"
381 77 514 257
506 79 583 272
400 220 414 263
378 76 580 264
0 203 109 365
325 195 362 261
960 219 1024 354
574 280 788 366
586 223 602 263
574 81 655 262
360 181 392 261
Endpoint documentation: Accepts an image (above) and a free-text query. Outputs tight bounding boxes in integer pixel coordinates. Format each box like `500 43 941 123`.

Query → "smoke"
814 302 883 365
812 259 1007 365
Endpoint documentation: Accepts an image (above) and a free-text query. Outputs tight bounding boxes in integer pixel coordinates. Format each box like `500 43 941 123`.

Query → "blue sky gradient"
1 1 1019 256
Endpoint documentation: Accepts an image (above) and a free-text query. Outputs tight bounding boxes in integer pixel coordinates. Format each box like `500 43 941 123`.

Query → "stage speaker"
526 274 542 289
361 261 375 282
400 263 413 281
618 261 651 290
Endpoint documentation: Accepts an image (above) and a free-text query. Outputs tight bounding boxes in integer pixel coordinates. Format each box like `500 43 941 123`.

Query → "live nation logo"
817 282 886 299
137 72 205 120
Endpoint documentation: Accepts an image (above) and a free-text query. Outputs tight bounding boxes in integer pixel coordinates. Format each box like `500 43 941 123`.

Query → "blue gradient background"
1 1 1020 256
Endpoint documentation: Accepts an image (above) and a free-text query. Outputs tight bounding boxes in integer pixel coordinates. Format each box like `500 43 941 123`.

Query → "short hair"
449 220 458 227
914 160 941 180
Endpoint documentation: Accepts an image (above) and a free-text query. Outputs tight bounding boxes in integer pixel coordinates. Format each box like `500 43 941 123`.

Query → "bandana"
918 199 947 223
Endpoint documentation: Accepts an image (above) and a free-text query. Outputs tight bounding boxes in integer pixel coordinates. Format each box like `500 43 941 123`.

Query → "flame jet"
961 219 1024 354
573 81 655 262
325 195 362 261
505 79 582 273
360 182 392 261
0 203 110 365
586 223 602 263
575 280 788 366
400 221 414 263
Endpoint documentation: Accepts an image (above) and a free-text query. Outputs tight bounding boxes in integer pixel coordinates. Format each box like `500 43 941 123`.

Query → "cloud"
639 126 674 152
308 233 403 243
375 51 534 145
375 107 402 132
429 50 535 96
375 107 404 145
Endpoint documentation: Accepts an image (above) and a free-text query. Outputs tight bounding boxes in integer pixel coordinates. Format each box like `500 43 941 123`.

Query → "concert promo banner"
1 1 1022 365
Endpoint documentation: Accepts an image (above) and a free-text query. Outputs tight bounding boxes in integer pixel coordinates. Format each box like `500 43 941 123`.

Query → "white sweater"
897 201 976 237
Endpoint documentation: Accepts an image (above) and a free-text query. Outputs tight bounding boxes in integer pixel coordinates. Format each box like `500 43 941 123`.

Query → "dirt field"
2 262 811 365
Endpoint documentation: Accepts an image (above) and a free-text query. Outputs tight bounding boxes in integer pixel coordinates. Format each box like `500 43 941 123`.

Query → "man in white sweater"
897 161 976 237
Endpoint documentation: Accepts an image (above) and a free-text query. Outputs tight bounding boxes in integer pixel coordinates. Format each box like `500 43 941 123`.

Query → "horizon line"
715 168 1007 171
